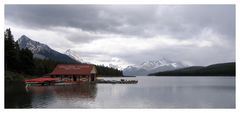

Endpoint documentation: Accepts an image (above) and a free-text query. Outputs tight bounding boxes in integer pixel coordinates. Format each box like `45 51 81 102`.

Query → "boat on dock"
25 77 63 86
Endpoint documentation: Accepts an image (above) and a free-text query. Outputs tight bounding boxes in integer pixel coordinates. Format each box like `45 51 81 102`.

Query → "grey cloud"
66 34 97 44
63 30 104 44
5 5 121 33
5 5 235 39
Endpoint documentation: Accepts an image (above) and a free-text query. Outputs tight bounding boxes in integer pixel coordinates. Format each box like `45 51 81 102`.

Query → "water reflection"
28 83 97 108
52 84 97 98
5 77 235 108
5 82 32 108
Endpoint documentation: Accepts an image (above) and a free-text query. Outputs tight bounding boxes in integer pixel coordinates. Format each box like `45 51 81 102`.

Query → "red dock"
25 77 59 84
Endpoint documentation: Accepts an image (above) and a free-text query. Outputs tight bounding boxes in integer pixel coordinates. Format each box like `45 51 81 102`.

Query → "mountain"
123 58 188 76
17 35 78 63
64 49 124 70
108 64 123 70
149 62 235 76
64 49 84 62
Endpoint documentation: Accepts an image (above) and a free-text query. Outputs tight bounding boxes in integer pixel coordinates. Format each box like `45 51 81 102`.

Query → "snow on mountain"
139 58 187 70
108 64 123 70
17 35 51 54
17 35 78 63
64 49 84 62
123 66 148 76
64 49 125 70
123 58 189 76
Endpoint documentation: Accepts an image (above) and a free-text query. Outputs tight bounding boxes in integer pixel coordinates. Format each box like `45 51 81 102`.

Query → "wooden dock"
25 77 138 86
96 79 138 84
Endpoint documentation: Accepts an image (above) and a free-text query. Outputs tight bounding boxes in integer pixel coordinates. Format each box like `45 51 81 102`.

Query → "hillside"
17 35 79 64
149 62 235 76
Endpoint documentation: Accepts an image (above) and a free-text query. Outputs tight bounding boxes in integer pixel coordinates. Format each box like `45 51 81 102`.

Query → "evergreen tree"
4 28 18 70
14 42 21 71
33 58 58 76
95 65 123 77
19 48 35 74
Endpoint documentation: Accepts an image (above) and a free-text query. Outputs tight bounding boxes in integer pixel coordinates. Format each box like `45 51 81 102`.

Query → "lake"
5 76 235 108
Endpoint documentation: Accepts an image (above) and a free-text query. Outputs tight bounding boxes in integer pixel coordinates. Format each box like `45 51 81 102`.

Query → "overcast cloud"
5 5 235 67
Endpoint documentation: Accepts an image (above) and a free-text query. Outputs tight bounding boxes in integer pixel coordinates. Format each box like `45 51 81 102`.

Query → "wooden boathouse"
50 64 97 83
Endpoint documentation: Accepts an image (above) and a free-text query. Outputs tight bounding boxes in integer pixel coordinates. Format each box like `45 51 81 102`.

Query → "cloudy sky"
5 5 235 68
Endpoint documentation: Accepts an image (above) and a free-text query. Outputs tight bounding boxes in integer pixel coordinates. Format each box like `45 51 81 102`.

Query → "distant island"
148 62 235 76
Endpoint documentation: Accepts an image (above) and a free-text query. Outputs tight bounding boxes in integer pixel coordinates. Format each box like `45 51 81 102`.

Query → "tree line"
149 62 235 76
95 65 123 77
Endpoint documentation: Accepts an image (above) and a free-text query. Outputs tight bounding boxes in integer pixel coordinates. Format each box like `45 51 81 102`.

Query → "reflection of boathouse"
50 64 97 82
28 83 97 99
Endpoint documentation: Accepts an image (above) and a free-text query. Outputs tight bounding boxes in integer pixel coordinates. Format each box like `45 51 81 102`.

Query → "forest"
149 62 235 76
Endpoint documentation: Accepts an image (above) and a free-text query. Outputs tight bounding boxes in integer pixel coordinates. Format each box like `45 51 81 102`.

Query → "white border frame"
1 0 239 113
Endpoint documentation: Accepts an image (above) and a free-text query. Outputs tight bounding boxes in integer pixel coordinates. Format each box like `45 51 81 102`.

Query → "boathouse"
50 64 97 82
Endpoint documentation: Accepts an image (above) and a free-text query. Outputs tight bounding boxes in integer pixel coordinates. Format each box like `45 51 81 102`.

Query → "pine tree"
4 28 18 70
19 48 35 74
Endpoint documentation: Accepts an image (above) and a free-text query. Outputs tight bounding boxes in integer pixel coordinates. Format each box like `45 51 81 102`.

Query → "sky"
4 5 235 68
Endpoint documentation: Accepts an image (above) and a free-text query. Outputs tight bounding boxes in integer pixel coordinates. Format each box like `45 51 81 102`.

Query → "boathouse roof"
50 64 96 75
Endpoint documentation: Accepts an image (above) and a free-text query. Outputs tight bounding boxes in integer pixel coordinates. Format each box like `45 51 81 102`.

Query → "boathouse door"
91 74 95 81
73 75 77 81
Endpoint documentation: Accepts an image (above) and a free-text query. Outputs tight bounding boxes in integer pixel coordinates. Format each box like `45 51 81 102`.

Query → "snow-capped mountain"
139 58 187 70
64 49 84 62
123 58 189 76
64 49 124 70
108 64 123 70
17 35 78 63
17 35 49 59
123 66 149 76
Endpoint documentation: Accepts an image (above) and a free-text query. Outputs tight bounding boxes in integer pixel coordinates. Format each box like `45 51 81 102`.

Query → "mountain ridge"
17 35 79 64
123 58 189 76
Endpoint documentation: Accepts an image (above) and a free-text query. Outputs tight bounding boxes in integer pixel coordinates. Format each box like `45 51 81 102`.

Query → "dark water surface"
5 76 235 108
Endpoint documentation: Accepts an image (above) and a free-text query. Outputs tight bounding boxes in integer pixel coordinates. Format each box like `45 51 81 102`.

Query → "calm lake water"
5 76 235 108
